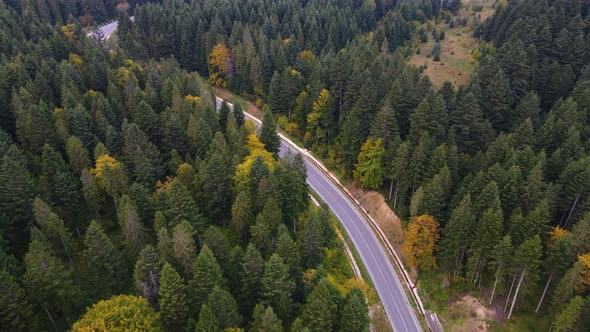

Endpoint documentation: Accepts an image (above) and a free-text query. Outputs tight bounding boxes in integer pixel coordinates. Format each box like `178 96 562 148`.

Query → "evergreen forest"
1 0 590 330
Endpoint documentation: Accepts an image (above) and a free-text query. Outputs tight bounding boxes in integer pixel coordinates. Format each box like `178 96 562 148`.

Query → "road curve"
86 17 133 40
216 98 422 332
88 19 423 330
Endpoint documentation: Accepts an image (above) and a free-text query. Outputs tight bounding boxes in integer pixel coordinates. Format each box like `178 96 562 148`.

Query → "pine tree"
260 111 280 155
489 235 513 304
118 195 147 257
507 235 543 319
24 239 78 330
66 136 90 174
0 269 32 331
159 263 188 330
188 114 214 160
251 304 283 332
82 220 128 302
552 261 583 310
233 104 245 127
195 304 220 332
166 179 203 232
354 137 386 190
172 221 197 277
261 254 294 321
251 215 272 257
207 286 242 329
134 245 163 308
300 213 324 268
275 228 301 280
240 244 265 313
369 99 399 147
302 278 339 332
278 152 309 229
219 101 230 132
554 296 584 331
201 147 231 223
467 207 503 287
189 245 225 316
231 191 253 244
340 287 369 332
452 92 493 153
421 165 452 220
40 144 80 217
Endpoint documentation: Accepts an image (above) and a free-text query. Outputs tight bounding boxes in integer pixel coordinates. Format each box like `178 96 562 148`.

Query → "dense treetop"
1 0 590 329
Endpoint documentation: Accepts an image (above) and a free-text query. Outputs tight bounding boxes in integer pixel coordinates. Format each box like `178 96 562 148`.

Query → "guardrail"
216 96 432 330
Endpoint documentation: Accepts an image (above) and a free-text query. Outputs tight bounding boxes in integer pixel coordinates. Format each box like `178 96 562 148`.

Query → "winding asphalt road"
216 99 422 332
93 20 422 331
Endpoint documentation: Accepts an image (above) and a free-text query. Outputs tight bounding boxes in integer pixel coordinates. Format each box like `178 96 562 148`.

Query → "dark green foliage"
166 179 204 232
219 102 230 132
82 220 128 302
0 269 32 331
340 288 369 332
233 104 245 127
300 212 324 268
41 144 80 218
240 244 265 313
262 254 295 321
0 156 37 248
261 111 280 155
207 287 242 329
159 263 188 330
302 278 339 332
189 245 225 316
121 121 162 187
24 240 79 330
200 142 231 222
250 304 283 332
2 0 590 327
195 304 220 332
452 92 493 153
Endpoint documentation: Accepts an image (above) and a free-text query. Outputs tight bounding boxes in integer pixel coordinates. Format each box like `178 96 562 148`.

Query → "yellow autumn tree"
401 215 440 272
234 134 277 191
209 44 231 87
306 89 330 144
72 295 163 332
91 154 120 183
576 253 590 294
184 95 201 104
60 23 78 40
549 225 568 242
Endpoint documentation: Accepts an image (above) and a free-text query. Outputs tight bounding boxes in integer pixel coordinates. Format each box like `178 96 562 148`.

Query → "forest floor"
408 0 497 88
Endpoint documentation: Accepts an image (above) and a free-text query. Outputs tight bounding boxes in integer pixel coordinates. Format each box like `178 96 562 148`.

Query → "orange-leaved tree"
401 215 440 272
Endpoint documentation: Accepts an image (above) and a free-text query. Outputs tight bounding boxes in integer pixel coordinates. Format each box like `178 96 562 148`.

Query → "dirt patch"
408 0 498 88
346 186 405 251
445 295 497 332
213 87 263 119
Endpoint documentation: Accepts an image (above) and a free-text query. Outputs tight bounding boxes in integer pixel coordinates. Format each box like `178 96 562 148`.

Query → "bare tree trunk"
508 269 525 320
389 179 394 201
535 273 553 313
505 272 517 312
393 181 399 209
59 232 80 286
563 192 581 228
43 304 58 332
490 273 499 304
